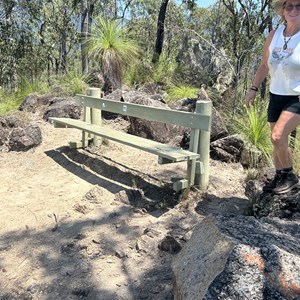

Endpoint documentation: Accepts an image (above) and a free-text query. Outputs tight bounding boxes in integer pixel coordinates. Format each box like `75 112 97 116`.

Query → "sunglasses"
284 4 300 11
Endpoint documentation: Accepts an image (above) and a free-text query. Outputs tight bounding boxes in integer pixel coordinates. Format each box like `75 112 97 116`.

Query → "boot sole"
272 181 300 195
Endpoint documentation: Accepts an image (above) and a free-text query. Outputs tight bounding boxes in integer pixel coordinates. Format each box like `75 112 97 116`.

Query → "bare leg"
269 122 283 170
271 111 300 169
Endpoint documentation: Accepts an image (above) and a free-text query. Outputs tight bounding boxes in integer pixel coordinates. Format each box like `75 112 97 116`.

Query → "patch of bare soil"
0 120 251 300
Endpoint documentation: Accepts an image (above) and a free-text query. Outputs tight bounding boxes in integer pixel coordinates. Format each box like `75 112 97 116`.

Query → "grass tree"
228 98 273 164
86 17 139 93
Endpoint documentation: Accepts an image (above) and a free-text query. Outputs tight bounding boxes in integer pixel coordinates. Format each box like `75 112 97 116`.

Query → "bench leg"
187 129 200 187
82 106 91 148
89 88 102 147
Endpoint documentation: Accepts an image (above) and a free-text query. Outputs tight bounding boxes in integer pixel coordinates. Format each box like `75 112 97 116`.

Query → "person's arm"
245 30 275 107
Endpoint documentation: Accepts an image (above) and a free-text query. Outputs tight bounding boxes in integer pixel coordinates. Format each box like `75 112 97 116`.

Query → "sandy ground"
0 120 250 299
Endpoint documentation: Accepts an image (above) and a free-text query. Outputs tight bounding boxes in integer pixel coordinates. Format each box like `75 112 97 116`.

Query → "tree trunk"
81 0 88 74
152 0 169 64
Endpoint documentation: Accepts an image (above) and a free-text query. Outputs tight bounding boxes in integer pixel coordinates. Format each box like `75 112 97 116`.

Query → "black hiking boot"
262 173 282 192
272 172 300 194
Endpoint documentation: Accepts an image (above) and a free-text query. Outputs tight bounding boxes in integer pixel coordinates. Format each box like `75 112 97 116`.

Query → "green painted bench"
49 88 212 192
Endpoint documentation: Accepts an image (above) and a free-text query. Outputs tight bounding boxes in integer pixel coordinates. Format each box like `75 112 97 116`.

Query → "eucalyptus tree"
39 0 80 75
218 1 273 100
152 0 197 63
86 17 139 92
80 0 96 74
0 0 82 91
152 0 169 63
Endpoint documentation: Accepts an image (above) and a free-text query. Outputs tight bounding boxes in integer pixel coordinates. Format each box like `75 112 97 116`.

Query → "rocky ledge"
172 181 300 300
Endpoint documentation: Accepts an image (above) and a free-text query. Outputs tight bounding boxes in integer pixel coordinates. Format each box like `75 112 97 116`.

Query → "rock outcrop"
172 215 300 300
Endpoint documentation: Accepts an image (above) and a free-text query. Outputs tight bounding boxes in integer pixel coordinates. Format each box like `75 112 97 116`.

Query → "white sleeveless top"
268 24 300 95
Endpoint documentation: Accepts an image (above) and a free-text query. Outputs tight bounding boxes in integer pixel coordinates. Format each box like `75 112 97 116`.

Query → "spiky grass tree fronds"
228 98 273 164
86 17 140 92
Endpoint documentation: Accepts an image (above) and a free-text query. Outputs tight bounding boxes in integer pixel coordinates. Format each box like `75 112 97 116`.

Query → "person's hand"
245 90 257 108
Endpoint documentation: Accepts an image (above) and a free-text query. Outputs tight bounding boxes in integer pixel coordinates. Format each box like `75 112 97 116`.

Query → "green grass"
166 85 199 102
0 78 51 115
227 98 273 165
289 131 300 173
51 70 88 96
0 70 89 115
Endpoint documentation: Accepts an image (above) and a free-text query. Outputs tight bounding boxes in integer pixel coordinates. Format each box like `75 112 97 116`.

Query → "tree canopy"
0 0 280 101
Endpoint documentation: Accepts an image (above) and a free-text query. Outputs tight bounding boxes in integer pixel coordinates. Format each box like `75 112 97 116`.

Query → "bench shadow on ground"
0 203 173 299
45 146 182 217
1 196 298 299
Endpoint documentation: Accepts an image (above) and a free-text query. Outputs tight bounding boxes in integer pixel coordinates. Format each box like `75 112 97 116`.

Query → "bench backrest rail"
75 95 211 131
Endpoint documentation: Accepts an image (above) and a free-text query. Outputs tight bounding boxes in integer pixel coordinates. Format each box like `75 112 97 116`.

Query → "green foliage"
0 91 20 115
290 131 300 173
227 98 273 164
51 70 88 96
151 54 177 84
87 17 140 90
124 59 153 85
166 85 198 102
0 78 51 115
124 53 178 86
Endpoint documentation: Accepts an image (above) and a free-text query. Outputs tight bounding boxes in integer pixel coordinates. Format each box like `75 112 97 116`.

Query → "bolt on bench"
49 88 212 192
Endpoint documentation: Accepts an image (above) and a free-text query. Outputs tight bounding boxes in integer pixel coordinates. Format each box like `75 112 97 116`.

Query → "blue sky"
197 0 216 7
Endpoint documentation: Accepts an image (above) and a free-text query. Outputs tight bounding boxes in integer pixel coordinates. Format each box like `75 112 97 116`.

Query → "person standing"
245 0 300 194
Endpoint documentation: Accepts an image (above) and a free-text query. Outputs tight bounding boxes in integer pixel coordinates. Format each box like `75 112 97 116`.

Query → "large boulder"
176 38 233 93
43 99 81 121
0 115 42 152
172 215 300 300
127 94 183 144
8 124 42 151
170 97 228 142
19 93 53 114
19 93 81 121
105 89 184 144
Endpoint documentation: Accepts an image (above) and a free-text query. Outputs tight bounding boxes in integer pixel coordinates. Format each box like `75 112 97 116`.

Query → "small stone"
115 249 126 258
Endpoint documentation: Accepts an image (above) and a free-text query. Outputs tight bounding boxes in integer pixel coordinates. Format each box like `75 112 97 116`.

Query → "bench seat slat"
49 117 200 162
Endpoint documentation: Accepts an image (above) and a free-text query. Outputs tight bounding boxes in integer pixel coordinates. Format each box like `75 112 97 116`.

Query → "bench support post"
195 100 212 189
187 128 200 186
87 87 102 147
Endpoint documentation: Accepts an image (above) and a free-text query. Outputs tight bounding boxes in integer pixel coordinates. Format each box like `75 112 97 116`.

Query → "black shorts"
268 92 300 122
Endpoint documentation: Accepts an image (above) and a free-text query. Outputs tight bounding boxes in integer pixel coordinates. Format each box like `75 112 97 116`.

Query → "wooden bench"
49 88 212 192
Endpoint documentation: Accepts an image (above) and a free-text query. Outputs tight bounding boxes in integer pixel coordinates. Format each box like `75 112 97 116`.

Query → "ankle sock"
282 167 293 174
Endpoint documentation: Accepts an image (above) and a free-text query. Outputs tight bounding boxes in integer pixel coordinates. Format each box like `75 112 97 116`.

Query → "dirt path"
0 121 250 299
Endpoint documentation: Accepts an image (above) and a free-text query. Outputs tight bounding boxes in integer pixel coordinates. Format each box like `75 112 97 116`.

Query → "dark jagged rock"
8 124 42 151
43 99 81 121
253 186 300 219
245 171 300 219
121 91 184 144
210 134 244 162
0 127 8 146
19 93 54 113
19 93 82 121
170 97 228 143
0 115 42 152
158 236 182 254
